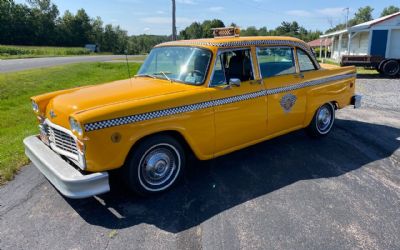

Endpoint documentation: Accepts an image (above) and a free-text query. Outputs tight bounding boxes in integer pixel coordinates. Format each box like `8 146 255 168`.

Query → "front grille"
48 125 78 156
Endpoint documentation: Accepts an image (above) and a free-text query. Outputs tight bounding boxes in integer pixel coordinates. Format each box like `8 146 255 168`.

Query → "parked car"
24 28 361 199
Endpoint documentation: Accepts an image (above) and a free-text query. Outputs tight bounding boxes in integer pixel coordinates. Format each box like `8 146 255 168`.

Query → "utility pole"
344 7 350 55
344 7 349 30
172 0 177 41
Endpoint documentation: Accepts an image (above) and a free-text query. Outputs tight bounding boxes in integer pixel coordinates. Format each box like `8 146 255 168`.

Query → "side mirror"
229 78 241 87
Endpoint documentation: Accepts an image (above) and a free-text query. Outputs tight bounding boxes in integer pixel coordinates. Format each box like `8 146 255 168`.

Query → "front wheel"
123 135 185 196
307 103 335 137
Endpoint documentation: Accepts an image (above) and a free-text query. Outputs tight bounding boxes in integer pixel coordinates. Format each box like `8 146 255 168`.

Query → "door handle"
294 73 304 79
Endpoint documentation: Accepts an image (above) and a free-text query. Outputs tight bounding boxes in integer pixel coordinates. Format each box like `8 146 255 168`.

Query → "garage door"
389 29 400 58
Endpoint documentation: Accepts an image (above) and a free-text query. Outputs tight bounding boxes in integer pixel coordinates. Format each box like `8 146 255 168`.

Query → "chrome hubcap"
141 147 176 186
317 106 332 132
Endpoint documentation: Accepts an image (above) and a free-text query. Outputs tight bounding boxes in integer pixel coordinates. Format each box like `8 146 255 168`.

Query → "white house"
319 12 400 62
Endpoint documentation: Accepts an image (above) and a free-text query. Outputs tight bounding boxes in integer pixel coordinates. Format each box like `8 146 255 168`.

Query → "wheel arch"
305 100 337 127
124 129 200 166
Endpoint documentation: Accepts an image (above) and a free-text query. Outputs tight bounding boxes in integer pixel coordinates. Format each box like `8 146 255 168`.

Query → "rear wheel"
307 103 335 137
382 59 400 77
123 135 186 196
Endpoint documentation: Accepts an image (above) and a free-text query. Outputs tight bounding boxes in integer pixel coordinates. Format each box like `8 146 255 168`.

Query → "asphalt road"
1 78 400 249
0 55 126 73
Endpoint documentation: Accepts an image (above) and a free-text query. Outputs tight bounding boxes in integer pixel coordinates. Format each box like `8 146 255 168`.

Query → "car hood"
45 77 194 127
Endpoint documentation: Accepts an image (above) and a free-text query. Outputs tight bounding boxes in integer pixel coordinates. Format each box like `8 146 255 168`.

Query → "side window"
211 49 254 86
257 47 296 78
210 55 226 85
296 49 317 72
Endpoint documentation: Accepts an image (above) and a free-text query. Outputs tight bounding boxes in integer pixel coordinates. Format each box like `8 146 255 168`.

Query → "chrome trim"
138 143 181 191
84 73 356 132
24 136 109 199
43 119 86 170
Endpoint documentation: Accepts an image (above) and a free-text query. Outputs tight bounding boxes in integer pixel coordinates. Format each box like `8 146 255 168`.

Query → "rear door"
256 46 307 134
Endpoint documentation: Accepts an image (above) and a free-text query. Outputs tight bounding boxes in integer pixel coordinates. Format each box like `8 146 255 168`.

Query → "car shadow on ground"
65 119 400 233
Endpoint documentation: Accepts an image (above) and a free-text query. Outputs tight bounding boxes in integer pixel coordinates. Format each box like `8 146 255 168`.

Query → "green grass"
0 62 141 184
0 45 112 59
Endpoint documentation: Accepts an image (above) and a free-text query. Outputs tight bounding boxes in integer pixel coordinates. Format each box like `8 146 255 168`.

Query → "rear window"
297 49 317 72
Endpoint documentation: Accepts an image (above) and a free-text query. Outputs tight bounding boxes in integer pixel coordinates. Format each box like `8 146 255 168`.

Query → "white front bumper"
24 135 110 199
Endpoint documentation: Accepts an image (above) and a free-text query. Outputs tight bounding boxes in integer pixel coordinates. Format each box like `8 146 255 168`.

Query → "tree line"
1 0 399 54
179 19 322 42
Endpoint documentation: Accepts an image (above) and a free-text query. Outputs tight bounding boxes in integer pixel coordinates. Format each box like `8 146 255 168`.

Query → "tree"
350 6 374 26
27 0 59 45
325 5 375 33
381 6 400 17
179 22 203 39
201 19 224 38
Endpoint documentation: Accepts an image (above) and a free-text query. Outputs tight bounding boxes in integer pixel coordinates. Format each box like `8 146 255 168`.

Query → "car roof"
156 36 308 49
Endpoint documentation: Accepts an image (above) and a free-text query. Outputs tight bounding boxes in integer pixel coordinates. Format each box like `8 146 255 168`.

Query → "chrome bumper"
351 94 362 109
24 135 110 199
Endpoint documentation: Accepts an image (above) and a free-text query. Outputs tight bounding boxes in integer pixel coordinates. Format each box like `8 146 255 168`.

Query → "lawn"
0 62 141 184
0 45 111 59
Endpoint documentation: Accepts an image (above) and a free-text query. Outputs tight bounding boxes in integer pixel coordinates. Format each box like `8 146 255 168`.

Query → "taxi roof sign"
212 27 240 38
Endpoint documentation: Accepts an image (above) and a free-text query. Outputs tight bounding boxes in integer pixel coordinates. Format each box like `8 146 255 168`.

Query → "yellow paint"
31 36 356 172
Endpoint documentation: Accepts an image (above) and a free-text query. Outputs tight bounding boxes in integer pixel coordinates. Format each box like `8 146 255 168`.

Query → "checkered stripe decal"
157 39 320 69
84 73 355 132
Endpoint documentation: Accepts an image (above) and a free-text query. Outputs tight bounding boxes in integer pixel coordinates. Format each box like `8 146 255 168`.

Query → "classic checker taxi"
24 28 361 198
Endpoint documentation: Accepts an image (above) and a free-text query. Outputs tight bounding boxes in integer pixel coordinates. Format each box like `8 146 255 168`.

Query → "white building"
319 12 400 62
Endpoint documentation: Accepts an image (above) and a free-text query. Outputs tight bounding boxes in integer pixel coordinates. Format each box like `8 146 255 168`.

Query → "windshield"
137 46 212 85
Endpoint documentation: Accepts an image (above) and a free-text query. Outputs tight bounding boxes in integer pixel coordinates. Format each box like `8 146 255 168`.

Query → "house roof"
320 29 347 38
307 38 332 47
320 11 400 38
352 11 400 31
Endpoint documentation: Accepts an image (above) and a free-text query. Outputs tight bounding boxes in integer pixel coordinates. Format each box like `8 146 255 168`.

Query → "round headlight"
69 117 83 136
32 100 39 113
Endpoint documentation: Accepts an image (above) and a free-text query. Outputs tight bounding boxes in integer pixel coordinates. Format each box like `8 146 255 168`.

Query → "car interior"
211 49 254 85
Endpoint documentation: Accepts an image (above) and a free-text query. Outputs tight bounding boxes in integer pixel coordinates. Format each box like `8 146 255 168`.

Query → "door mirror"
229 78 241 87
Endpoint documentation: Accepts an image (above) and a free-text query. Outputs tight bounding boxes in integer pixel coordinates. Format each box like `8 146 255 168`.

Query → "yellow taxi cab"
24 27 361 198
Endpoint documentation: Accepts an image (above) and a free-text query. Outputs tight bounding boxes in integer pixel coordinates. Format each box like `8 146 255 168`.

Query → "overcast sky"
16 0 400 35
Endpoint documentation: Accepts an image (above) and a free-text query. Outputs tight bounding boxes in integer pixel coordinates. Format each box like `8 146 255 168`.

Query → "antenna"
124 49 131 79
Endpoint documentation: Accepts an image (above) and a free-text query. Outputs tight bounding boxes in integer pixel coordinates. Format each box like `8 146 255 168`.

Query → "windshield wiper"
153 71 172 82
135 74 156 79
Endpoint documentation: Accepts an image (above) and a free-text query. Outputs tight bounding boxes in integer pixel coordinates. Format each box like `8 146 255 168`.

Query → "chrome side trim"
84 73 356 132
24 135 109 199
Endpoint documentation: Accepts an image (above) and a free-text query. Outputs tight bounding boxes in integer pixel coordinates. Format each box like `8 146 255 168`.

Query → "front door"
209 48 268 154
370 30 388 57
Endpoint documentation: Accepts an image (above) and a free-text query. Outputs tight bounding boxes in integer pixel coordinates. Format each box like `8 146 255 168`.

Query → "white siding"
388 29 400 58
350 31 369 55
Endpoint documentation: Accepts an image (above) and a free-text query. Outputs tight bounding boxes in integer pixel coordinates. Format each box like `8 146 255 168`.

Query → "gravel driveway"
0 77 399 249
